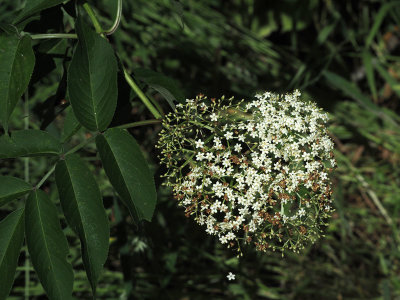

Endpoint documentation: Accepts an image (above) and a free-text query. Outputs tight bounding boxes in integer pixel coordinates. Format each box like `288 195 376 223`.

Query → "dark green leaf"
0 209 24 300
67 17 117 131
96 128 157 222
0 23 19 35
61 106 81 143
323 70 399 127
55 154 109 295
0 129 62 159
25 190 73 300
0 176 32 207
361 51 378 101
324 71 375 109
14 0 66 24
134 68 185 108
365 2 400 47
0 34 35 132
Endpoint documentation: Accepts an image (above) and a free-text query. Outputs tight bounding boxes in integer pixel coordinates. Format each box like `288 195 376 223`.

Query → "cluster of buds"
157 91 336 254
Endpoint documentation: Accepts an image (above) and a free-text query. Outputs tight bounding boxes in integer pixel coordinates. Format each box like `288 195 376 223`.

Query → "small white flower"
196 152 205 161
330 159 336 167
223 158 231 168
195 139 204 148
226 232 236 240
205 152 214 161
234 143 242 152
210 113 218 122
224 131 233 140
227 272 235 281
320 172 328 180
213 136 223 150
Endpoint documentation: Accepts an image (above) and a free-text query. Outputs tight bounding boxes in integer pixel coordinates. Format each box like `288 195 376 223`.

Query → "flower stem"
115 119 161 130
123 67 163 119
83 2 104 33
189 120 214 131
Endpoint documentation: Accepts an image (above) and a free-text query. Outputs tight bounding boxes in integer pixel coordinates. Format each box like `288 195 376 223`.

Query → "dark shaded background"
1 0 400 299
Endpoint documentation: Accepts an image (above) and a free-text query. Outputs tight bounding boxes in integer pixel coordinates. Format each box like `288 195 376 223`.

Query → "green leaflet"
96 128 157 222
0 130 62 159
55 154 109 295
67 17 118 131
0 209 25 300
0 34 35 133
25 190 74 300
0 176 32 207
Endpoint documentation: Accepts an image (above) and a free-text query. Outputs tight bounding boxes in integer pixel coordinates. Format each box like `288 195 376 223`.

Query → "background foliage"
1 0 400 299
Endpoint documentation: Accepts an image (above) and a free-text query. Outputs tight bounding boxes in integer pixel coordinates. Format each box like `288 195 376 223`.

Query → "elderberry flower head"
157 91 336 254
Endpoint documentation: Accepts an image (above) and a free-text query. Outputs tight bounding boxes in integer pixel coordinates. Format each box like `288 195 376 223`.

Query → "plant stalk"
104 0 123 35
30 33 77 40
35 165 56 190
82 1 162 119
35 118 158 188
123 68 163 119
115 119 162 130
83 2 104 33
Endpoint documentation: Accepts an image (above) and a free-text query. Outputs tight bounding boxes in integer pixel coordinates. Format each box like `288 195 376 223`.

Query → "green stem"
81 1 162 119
104 0 122 35
148 93 165 117
65 134 98 156
30 33 77 40
123 67 163 119
35 118 160 189
29 0 121 40
35 134 98 189
23 92 30 300
180 153 195 169
189 120 214 131
35 165 56 190
115 119 161 130
83 2 104 33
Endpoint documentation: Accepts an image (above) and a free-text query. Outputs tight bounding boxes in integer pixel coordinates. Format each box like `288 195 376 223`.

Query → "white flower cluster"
157 91 336 253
